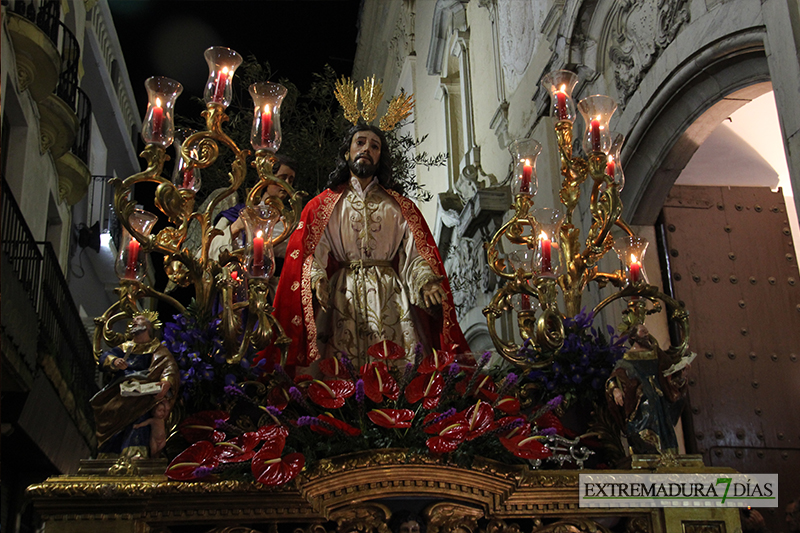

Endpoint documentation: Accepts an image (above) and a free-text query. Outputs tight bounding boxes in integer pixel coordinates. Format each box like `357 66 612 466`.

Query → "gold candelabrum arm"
484 124 690 369
101 101 303 366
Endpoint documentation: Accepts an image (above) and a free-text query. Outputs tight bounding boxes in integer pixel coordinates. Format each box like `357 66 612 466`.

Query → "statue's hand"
155 381 171 401
422 281 446 308
315 278 329 311
113 358 129 370
612 387 624 406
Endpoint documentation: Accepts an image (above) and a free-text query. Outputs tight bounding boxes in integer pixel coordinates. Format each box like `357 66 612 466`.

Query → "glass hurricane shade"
115 209 158 281
241 203 281 279
203 46 243 107
541 70 579 123
141 77 182 147
249 82 288 153
613 235 649 285
172 136 201 192
509 138 542 197
603 132 626 191
531 207 564 278
577 95 617 154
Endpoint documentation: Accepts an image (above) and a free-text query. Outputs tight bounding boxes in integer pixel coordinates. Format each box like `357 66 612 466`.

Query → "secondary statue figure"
272 123 468 372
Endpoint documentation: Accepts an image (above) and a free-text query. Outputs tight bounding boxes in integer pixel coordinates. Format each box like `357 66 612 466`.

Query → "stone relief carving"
444 235 491 318
609 0 690 104
496 0 546 95
389 0 415 73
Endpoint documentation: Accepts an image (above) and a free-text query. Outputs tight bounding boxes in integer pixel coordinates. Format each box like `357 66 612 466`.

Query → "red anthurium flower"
367 339 405 360
307 379 355 409
178 410 228 443
361 361 400 403
463 400 494 440
310 413 362 437
423 411 467 434
216 431 261 463
268 386 291 411
405 372 444 409
368 408 414 429
167 441 219 480
426 420 468 453
495 396 521 414
255 424 289 441
535 412 566 436
251 433 305 486
495 416 530 438
319 357 350 378
500 434 553 460
456 373 497 401
294 374 314 385
417 348 456 374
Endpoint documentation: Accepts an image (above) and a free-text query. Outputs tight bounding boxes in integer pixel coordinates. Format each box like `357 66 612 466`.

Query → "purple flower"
264 405 282 416
547 395 564 409
537 427 558 436
297 416 320 427
424 407 457 428
193 466 216 478
289 386 302 403
224 384 245 398
355 379 365 404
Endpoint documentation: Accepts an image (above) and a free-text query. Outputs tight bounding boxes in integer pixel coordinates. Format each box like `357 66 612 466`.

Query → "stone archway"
620 28 771 224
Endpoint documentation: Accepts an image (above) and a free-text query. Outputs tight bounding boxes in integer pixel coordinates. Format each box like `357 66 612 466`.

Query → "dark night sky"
108 0 362 115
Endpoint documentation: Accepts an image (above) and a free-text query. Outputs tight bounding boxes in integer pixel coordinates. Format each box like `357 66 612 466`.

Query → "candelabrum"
93 46 303 365
484 70 690 371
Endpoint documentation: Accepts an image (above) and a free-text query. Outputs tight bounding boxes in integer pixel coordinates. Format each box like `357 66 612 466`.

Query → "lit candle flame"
221 66 229 75
257 230 263 239
155 97 162 107
608 155 614 163
630 253 638 263
540 231 548 241
559 84 566 92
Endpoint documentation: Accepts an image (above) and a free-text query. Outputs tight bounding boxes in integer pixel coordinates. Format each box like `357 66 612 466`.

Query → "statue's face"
346 130 381 179
153 402 169 419
130 315 151 337
265 164 296 199
398 521 421 533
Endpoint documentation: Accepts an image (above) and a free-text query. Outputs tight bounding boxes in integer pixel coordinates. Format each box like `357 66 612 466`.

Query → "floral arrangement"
522 309 628 408
162 308 626 486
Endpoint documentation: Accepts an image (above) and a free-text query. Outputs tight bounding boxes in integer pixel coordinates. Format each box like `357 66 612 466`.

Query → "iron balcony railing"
1 177 98 430
14 0 92 164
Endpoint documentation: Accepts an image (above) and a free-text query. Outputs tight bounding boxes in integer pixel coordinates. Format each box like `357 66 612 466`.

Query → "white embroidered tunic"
310 177 437 365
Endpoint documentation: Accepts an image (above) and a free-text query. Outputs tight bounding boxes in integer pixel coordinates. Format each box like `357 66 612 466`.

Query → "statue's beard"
130 324 148 336
348 155 377 179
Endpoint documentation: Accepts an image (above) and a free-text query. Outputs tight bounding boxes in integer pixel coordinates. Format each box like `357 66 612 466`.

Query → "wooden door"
660 186 800 530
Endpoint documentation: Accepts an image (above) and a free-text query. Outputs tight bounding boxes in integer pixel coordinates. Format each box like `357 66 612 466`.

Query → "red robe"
268 185 468 372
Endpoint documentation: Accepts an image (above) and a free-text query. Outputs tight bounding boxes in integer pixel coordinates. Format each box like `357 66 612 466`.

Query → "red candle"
151 98 163 141
181 168 194 190
590 117 601 152
520 293 531 310
125 239 140 278
252 230 265 277
213 67 229 103
540 232 552 274
629 254 642 283
556 87 568 120
606 156 615 179
231 270 238 281
261 106 272 146
520 160 532 193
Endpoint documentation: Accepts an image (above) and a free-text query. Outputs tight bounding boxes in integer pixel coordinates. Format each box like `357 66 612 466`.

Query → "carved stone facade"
608 0 691 104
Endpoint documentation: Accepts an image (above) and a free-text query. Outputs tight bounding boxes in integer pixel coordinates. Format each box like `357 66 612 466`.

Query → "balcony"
1 177 98 448
7 0 93 204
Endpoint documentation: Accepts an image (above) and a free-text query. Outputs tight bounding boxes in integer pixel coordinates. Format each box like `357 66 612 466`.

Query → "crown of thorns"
334 76 415 131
